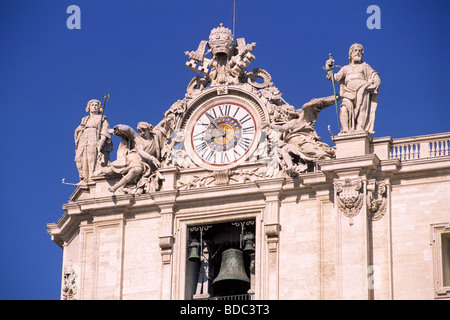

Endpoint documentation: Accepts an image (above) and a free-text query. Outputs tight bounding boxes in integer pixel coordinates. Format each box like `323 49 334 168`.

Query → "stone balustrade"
389 132 450 161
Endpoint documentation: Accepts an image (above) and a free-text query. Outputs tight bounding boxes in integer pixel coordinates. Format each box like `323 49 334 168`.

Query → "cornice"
64 194 135 214
396 155 450 174
318 154 380 176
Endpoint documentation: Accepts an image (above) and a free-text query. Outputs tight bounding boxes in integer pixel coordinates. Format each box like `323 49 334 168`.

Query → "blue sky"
0 0 448 299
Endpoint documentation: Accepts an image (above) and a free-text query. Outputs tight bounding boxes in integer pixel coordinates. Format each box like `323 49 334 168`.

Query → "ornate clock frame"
181 86 268 171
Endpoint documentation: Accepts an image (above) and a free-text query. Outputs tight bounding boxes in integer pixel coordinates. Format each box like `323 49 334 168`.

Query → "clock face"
190 102 257 169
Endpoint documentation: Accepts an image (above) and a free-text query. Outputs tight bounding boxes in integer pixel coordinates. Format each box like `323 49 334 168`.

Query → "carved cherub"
262 96 336 175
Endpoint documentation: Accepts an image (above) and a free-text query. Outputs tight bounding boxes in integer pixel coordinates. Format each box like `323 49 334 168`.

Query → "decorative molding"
62 263 79 300
264 223 280 237
161 250 173 265
159 235 174 250
153 192 177 265
216 85 228 95
160 236 174 265
431 223 450 298
265 223 280 253
177 168 269 190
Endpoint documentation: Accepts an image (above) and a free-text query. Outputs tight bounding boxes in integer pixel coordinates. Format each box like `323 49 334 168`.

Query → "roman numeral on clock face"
243 125 255 135
218 104 231 117
206 108 217 120
238 137 252 150
239 113 252 125
204 149 217 163
221 152 230 164
195 141 208 154
193 130 206 141
233 148 241 158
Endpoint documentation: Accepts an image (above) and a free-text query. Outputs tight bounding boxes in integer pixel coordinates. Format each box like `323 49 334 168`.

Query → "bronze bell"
243 233 255 254
213 248 250 296
187 240 200 262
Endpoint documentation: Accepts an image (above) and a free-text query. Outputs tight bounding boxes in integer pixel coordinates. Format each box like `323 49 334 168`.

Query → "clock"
186 101 259 170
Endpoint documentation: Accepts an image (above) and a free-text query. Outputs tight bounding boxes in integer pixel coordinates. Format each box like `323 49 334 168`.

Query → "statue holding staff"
325 43 381 134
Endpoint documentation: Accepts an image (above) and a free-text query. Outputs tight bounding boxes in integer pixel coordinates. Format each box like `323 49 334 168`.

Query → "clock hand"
224 129 232 143
212 132 225 138
201 132 224 141
222 129 229 145
205 113 226 136
201 134 213 141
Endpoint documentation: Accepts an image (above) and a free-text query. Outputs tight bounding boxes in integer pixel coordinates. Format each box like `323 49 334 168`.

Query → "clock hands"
202 112 228 142
201 132 224 141
205 113 226 136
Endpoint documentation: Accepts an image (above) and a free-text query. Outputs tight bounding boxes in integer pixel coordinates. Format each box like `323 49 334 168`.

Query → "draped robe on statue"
333 62 380 133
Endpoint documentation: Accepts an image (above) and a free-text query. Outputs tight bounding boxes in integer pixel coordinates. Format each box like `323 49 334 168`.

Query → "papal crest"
334 178 364 225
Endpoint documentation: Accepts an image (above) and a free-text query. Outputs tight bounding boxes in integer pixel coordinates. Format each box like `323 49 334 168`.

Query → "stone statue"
156 99 187 165
98 122 162 193
74 99 112 182
262 96 336 175
325 43 381 133
185 23 256 88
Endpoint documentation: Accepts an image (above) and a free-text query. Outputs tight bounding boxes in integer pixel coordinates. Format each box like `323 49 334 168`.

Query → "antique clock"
184 93 263 171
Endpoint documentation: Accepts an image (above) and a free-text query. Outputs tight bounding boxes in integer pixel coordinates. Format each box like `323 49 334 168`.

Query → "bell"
213 248 250 296
187 240 200 262
243 239 255 254
243 234 255 254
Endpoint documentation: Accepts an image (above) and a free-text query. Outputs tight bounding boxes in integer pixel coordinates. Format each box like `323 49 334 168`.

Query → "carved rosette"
334 179 364 225
367 181 387 221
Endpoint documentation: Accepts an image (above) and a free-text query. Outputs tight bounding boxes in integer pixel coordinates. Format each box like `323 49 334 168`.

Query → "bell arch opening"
185 219 256 300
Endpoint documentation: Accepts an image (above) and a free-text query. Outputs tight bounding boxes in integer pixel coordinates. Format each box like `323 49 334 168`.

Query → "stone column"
152 190 178 300
333 174 393 300
257 178 284 300
334 172 370 299
367 175 395 299
304 173 335 300
322 133 381 299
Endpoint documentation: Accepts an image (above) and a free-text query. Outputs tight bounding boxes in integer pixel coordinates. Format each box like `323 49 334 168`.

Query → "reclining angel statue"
95 122 163 193
262 96 336 175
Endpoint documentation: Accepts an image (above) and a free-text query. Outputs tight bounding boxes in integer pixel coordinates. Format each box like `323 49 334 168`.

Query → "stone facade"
48 24 450 300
